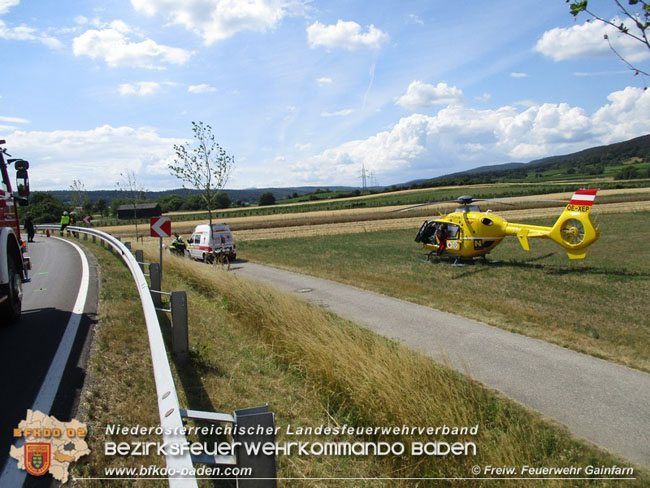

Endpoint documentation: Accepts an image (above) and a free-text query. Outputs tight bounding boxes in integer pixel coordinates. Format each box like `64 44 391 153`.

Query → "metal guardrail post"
125 241 131 251
92 235 96 244
171 291 188 362
234 406 278 487
135 250 144 272
149 262 162 308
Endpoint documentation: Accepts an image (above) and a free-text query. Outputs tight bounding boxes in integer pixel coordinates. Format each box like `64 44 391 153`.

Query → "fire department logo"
25 443 51 476
10 410 90 484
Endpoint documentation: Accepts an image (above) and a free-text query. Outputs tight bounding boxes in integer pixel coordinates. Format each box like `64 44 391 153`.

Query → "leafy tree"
95 199 108 217
569 0 650 78
181 193 205 211
258 191 276 206
170 121 235 227
215 191 231 209
82 199 94 217
158 194 186 213
23 192 65 224
615 165 640 179
110 198 129 217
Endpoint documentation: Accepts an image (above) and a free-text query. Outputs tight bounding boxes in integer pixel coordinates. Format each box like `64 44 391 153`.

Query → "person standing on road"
60 211 70 234
24 214 35 242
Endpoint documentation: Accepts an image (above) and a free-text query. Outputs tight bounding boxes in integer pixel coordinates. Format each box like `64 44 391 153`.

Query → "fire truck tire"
0 254 22 324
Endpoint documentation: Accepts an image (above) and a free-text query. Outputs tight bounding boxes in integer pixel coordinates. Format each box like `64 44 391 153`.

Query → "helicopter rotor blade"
393 201 455 213
478 197 569 204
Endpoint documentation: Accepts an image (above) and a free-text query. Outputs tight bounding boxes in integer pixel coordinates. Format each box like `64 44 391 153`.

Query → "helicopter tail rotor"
548 189 599 259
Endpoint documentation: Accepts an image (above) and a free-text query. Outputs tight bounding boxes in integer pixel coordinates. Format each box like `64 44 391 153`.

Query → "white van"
187 223 236 262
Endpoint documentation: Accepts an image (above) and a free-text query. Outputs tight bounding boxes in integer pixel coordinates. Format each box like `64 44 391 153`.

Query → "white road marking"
0 237 90 485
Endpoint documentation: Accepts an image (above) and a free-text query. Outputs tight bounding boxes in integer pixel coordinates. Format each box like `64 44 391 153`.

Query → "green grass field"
69 235 649 486
239 211 650 373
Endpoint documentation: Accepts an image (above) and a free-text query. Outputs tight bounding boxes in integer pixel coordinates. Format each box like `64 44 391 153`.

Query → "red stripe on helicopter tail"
569 188 598 206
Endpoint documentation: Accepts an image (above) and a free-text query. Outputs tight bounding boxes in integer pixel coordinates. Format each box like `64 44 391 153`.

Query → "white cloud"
295 142 312 151
73 23 192 68
131 0 296 45
0 0 19 15
592 86 650 142
320 108 354 117
307 20 388 50
396 81 464 110
5 125 184 190
407 14 424 25
188 83 217 94
510 72 528 78
288 87 650 185
316 76 333 86
535 18 650 63
0 19 63 49
0 114 29 124
119 81 162 96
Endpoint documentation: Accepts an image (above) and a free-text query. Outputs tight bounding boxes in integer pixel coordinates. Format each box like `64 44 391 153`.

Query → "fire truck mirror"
14 159 29 171
15 168 29 203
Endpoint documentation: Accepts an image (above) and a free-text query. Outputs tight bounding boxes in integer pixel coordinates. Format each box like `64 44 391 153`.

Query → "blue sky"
1 0 649 190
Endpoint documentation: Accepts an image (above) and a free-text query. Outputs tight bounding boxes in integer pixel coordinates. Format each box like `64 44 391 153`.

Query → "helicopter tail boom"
548 189 599 259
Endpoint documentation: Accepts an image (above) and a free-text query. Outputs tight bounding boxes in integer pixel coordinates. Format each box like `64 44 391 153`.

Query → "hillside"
41 133 650 207
406 133 650 187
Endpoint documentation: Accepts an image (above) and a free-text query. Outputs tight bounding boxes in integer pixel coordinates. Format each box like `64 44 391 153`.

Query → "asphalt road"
233 261 650 468
0 235 98 485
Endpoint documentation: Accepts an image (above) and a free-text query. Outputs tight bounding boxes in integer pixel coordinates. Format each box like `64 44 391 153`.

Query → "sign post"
150 216 171 281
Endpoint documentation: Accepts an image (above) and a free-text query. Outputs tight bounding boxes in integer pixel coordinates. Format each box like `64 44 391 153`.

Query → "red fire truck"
0 139 30 323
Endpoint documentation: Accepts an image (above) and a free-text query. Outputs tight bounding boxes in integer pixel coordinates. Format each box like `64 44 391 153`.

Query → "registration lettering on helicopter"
565 204 591 213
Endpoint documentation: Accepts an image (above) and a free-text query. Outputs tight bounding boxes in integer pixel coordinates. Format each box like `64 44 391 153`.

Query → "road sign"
82 216 91 224
150 216 171 238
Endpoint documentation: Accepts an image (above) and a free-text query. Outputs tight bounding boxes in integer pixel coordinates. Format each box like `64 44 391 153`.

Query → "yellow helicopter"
411 189 600 262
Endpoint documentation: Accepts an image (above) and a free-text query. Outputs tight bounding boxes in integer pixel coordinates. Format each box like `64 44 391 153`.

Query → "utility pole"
360 163 367 190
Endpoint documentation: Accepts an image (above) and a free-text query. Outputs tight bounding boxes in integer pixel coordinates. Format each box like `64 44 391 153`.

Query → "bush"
258 192 276 206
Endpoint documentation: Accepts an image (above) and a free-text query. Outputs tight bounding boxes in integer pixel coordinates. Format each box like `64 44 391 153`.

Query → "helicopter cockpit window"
481 218 493 226
446 224 460 239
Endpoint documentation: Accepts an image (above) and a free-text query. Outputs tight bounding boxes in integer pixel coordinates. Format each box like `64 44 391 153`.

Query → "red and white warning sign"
82 216 91 224
150 216 171 238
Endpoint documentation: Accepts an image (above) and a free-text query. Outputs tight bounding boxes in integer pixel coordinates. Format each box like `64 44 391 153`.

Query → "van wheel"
0 255 22 324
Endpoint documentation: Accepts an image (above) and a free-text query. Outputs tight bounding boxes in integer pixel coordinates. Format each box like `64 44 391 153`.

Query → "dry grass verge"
143 245 647 486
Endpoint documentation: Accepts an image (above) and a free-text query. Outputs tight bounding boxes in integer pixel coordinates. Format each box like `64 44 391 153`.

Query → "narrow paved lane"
0 235 98 483
233 261 650 468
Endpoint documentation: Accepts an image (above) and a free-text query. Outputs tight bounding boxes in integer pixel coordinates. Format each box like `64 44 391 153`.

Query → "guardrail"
37 225 197 487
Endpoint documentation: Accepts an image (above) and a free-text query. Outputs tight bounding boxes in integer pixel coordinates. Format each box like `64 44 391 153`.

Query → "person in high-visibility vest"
60 211 70 232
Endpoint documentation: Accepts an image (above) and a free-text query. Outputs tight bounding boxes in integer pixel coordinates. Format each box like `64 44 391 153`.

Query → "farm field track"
99 190 650 239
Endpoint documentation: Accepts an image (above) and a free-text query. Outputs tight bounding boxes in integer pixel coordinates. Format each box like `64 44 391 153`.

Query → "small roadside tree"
116 170 146 242
69 179 86 214
170 121 235 227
